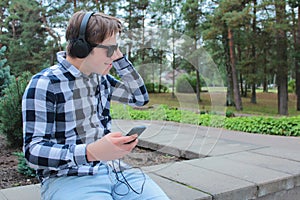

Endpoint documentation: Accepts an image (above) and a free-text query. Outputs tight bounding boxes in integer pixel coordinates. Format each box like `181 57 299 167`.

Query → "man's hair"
65 11 122 57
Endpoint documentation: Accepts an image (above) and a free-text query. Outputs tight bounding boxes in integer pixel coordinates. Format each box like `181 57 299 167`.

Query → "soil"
0 134 183 190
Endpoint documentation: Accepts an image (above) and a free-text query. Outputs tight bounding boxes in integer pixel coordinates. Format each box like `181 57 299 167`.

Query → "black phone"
124 125 146 144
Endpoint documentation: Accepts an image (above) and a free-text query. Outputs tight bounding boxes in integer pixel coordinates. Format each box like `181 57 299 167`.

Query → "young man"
22 11 170 200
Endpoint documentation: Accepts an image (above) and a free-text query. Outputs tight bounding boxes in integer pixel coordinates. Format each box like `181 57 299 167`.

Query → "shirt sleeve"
22 75 88 171
110 56 149 106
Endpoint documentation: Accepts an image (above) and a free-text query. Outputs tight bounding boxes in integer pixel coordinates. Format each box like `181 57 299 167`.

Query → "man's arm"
22 75 87 170
109 56 149 106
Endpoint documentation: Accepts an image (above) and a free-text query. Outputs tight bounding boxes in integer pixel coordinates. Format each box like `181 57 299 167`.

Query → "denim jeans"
41 163 170 200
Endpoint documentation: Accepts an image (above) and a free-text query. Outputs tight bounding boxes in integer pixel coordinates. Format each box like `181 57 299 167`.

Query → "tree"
1 0 49 75
0 46 12 96
205 0 245 111
181 0 203 102
289 0 300 111
275 1 288 115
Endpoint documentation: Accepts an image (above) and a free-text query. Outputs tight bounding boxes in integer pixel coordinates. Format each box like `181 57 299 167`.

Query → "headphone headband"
78 12 94 42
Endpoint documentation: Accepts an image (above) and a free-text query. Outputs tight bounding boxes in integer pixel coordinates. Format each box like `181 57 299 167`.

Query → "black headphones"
70 12 95 58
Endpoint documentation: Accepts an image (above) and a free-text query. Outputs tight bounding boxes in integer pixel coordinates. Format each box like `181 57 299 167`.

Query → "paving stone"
251 147 300 162
0 191 7 200
0 184 40 200
185 157 294 197
148 173 212 200
224 151 300 176
143 162 257 200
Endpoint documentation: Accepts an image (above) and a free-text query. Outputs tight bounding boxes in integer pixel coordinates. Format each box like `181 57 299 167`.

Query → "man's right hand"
86 132 138 162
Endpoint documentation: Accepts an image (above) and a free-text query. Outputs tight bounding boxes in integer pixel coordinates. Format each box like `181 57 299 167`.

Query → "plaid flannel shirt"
22 51 149 182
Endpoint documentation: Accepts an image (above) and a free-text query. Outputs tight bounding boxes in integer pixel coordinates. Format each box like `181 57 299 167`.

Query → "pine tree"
0 46 12 96
1 0 49 75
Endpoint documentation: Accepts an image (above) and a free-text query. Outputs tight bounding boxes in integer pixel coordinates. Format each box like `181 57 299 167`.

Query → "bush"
0 66 12 96
288 79 295 93
0 71 32 147
111 104 300 137
145 83 155 93
176 74 196 93
145 82 169 93
13 152 36 178
224 116 300 136
0 46 13 96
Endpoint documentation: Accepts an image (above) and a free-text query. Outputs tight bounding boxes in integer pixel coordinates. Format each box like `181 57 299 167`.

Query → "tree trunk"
226 63 234 106
296 5 300 110
275 1 288 115
194 39 201 102
222 26 234 106
251 0 257 104
158 51 163 93
228 27 242 111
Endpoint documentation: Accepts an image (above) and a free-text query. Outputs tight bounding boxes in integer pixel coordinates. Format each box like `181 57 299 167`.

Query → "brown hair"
66 11 122 57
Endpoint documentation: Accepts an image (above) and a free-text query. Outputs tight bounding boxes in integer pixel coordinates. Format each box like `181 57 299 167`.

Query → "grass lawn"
147 91 300 117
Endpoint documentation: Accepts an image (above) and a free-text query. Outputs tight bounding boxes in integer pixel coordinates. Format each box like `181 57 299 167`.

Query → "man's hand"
86 132 138 161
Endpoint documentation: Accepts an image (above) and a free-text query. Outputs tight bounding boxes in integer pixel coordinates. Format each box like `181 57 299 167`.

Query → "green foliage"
0 71 32 147
145 83 169 93
1 0 50 75
288 79 295 93
224 116 300 136
111 103 300 136
176 74 197 93
13 152 36 178
0 46 13 96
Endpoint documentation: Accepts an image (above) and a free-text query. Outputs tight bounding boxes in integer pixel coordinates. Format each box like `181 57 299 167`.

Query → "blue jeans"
41 164 170 200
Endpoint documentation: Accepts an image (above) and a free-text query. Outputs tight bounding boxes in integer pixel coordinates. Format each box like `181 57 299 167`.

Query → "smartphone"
124 125 146 144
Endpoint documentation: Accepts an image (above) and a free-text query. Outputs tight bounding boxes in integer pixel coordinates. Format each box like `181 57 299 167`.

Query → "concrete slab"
258 186 300 200
251 147 300 162
143 162 257 200
224 151 300 176
0 184 40 200
0 191 7 200
183 140 262 157
184 157 294 197
148 173 212 200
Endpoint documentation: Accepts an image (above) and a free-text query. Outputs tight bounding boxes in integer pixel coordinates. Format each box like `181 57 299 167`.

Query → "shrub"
145 82 169 93
288 79 295 93
145 83 155 93
0 71 32 147
111 103 300 137
224 116 300 136
176 74 196 93
0 46 13 96
13 152 36 178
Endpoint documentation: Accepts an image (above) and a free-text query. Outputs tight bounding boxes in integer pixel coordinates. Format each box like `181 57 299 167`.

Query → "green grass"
111 91 300 136
146 91 300 117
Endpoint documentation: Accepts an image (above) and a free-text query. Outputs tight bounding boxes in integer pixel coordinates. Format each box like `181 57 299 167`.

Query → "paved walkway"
1 119 300 200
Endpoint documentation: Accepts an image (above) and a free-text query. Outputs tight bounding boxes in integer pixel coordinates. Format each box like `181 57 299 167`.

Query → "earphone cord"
111 159 146 196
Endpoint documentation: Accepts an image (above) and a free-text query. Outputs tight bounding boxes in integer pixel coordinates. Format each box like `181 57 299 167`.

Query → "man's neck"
66 56 90 75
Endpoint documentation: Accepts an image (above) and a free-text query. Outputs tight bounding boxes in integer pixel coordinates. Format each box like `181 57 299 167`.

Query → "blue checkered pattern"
22 51 149 182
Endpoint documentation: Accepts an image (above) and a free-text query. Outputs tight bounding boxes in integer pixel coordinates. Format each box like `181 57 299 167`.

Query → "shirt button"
93 111 97 114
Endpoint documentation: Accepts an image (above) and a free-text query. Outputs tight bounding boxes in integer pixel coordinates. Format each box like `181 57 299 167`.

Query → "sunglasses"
95 44 118 57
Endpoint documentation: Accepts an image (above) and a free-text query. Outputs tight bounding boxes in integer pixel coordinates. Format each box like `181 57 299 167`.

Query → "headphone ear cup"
70 38 91 58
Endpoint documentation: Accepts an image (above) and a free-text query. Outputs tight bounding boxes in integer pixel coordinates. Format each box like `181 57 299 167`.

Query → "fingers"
86 132 138 162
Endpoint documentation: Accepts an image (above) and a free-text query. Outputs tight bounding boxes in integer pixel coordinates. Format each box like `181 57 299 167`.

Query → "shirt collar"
56 51 82 78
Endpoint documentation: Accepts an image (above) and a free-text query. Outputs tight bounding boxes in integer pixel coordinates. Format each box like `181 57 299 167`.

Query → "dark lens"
107 45 118 57
107 47 114 57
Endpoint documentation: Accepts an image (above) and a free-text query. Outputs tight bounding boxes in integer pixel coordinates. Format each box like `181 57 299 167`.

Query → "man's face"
80 34 119 75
